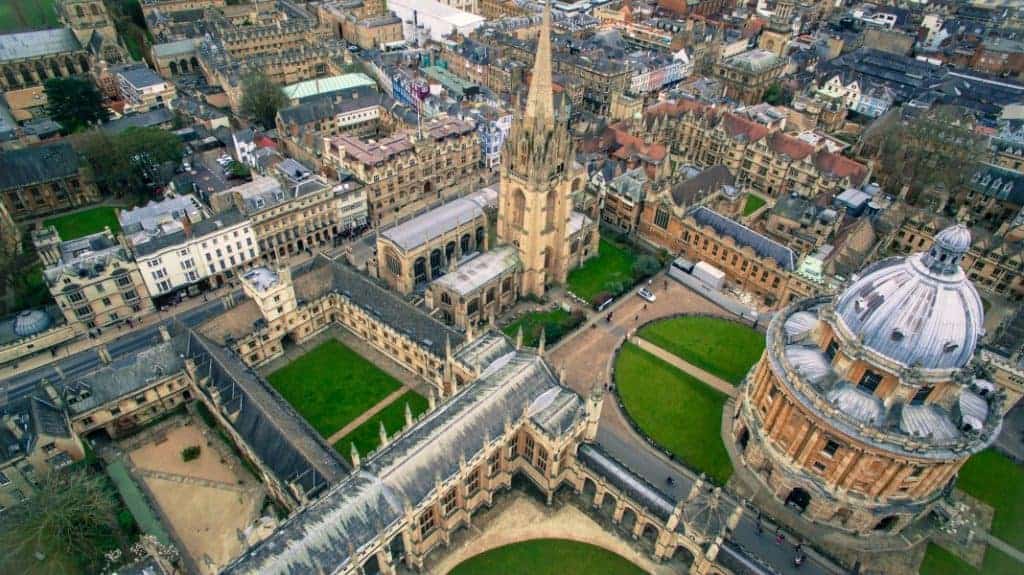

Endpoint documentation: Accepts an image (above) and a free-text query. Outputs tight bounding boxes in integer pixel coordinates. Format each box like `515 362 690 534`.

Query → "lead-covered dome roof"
834 224 984 371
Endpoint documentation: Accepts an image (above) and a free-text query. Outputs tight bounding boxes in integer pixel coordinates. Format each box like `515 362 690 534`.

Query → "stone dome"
834 225 984 371
13 309 51 338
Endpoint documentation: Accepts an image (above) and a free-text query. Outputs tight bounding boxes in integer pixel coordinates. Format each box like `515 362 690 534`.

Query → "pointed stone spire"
350 442 361 468
379 420 389 447
537 327 546 355
515 325 524 350
524 1 555 127
404 401 414 427
428 388 437 410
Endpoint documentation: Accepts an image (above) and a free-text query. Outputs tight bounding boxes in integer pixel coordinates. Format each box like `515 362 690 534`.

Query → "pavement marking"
630 337 738 398
326 386 411 446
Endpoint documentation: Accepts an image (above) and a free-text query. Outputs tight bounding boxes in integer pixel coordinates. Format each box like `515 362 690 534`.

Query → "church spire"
524 1 554 126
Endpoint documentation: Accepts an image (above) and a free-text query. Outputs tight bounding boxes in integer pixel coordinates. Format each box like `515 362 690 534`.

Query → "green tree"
78 127 183 202
44 78 110 133
762 83 791 106
240 70 288 128
0 468 119 574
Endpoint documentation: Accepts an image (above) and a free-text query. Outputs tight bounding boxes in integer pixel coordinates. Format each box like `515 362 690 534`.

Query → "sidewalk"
326 386 410 445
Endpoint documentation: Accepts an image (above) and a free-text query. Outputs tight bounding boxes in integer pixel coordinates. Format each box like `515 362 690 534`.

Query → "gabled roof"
768 132 814 160
720 113 769 143
0 142 80 191
813 150 869 186
689 206 796 270
0 29 82 61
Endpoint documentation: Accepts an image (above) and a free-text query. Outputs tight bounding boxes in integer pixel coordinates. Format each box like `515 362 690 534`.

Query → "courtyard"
614 342 733 485
637 316 764 385
125 420 265 574
448 539 646 575
43 206 122 241
502 307 585 348
566 237 641 303
334 389 428 462
267 339 404 439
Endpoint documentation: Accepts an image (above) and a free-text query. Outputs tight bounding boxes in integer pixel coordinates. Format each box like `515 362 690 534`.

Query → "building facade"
733 225 1003 535
0 142 100 220
37 228 154 331
424 245 521 328
497 4 596 298
0 28 91 91
324 116 481 226
713 49 785 105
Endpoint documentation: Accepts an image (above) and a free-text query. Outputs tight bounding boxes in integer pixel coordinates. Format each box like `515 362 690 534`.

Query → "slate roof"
223 349 584 575
64 338 187 415
130 209 248 257
969 163 1024 205
0 29 82 62
670 165 734 207
277 86 384 126
689 206 796 270
380 191 490 252
577 443 677 522
101 107 174 134
0 142 80 191
0 396 70 466
431 246 520 296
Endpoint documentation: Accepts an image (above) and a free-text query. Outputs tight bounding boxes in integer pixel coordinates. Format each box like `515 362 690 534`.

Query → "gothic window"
654 206 671 229
467 298 479 315
910 386 933 406
76 6 85 17
465 468 481 496
440 292 451 305
90 4 100 16
488 451 501 476
535 446 548 472
413 257 427 284
475 226 485 248
430 249 443 276
442 488 457 516
524 435 535 461
445 241 456 262
511 188 526 228
418 509 436 537
486 288 495 304
545 189 557 229
825 340 839 361
460 234 471 255
386 252 401 276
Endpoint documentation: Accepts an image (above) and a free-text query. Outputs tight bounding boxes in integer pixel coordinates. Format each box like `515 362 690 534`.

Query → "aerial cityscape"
0 1 1022 574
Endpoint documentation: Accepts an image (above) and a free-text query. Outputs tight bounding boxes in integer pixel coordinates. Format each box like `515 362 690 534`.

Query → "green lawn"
742 195 766 216
0 0 60 33
638 316 764 385
920 543 1018 575
567 238 638 303
449 539 646 575
268 339 403 438
334 390 428 462
615 343 732 484
920 449 1024 575
957 449 1024 549
44 206 122 241
502 308 584 347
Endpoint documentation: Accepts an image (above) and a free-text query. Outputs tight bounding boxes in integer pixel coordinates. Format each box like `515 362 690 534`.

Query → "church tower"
497 1 577 297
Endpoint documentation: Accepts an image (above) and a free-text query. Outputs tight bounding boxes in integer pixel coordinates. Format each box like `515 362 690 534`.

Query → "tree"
762 83 791 106
0 468 119 574
78 127 184 202
864 105 985 202
240 70 287 128
44 78 110 133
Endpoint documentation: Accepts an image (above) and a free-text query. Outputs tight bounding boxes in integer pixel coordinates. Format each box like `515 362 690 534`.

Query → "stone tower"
497 1 577 297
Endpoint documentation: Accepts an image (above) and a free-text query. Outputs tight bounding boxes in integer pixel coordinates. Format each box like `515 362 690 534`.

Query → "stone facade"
424 246 522 328
0 28 92 91
324 116 481 227
714 49 785 105
37 228 155 332
733 226 1003 536
0 142 100 220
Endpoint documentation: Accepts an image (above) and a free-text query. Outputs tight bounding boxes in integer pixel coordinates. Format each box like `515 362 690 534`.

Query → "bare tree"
864 105 986 203
0 468 119 575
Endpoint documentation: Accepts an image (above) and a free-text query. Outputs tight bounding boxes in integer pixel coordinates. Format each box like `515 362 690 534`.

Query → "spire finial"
524 1 554 126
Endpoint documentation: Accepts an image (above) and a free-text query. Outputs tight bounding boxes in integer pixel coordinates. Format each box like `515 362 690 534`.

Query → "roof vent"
891 329 904 342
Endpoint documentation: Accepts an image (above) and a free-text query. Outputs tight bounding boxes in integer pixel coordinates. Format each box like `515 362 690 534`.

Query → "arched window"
475 226 485 249
445 241 456 263
654 206 671 229
169 61 179 76
511 188 526 228
430 248 443 276
413 257 427 284
76 6 85 17
544 189 557 229
386 252 401 276
467 298 479 315
440 292 451 305
90 4 100 15
460 233 471 255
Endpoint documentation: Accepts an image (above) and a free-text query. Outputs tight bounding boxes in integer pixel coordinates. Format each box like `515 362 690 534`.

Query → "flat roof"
381 190 492 252
432 246 520 296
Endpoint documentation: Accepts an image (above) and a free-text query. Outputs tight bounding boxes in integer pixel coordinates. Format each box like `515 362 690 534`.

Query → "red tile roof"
768 132 815 160
814 150 869 185
721 113 769 142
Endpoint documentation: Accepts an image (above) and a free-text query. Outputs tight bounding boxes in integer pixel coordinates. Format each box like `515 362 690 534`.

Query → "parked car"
637 287 656 303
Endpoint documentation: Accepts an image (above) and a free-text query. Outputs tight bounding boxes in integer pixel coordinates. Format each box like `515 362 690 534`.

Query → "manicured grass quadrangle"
335 390 428 462
919 450 1024 575
566 238 637 303
268 339 402 438
44 206 123 241
0 0 60 34
638 316 765 385
448 539 645 575
742 195 766 216
615 343 733 484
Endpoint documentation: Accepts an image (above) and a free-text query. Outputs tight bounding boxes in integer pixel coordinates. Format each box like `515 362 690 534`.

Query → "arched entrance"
581 478 597 506
671 545 696 567
736 425 750 452
640 523 659 546
784 487 811 513
599 493 616 518
874 515 898 532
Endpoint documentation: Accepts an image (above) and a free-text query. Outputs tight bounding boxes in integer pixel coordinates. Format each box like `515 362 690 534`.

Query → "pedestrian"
755 521 763 535
775 529 785 545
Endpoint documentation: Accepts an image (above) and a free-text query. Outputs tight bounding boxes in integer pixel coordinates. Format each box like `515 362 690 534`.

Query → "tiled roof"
768 132 814 160
689 206 796 270
669 165 734 207
0 142 79 191
813 150 869 185
721 113 769 142
0 29 82 61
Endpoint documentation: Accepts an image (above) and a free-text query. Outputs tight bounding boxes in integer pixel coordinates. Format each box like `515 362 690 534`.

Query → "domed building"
732 224 1004 536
